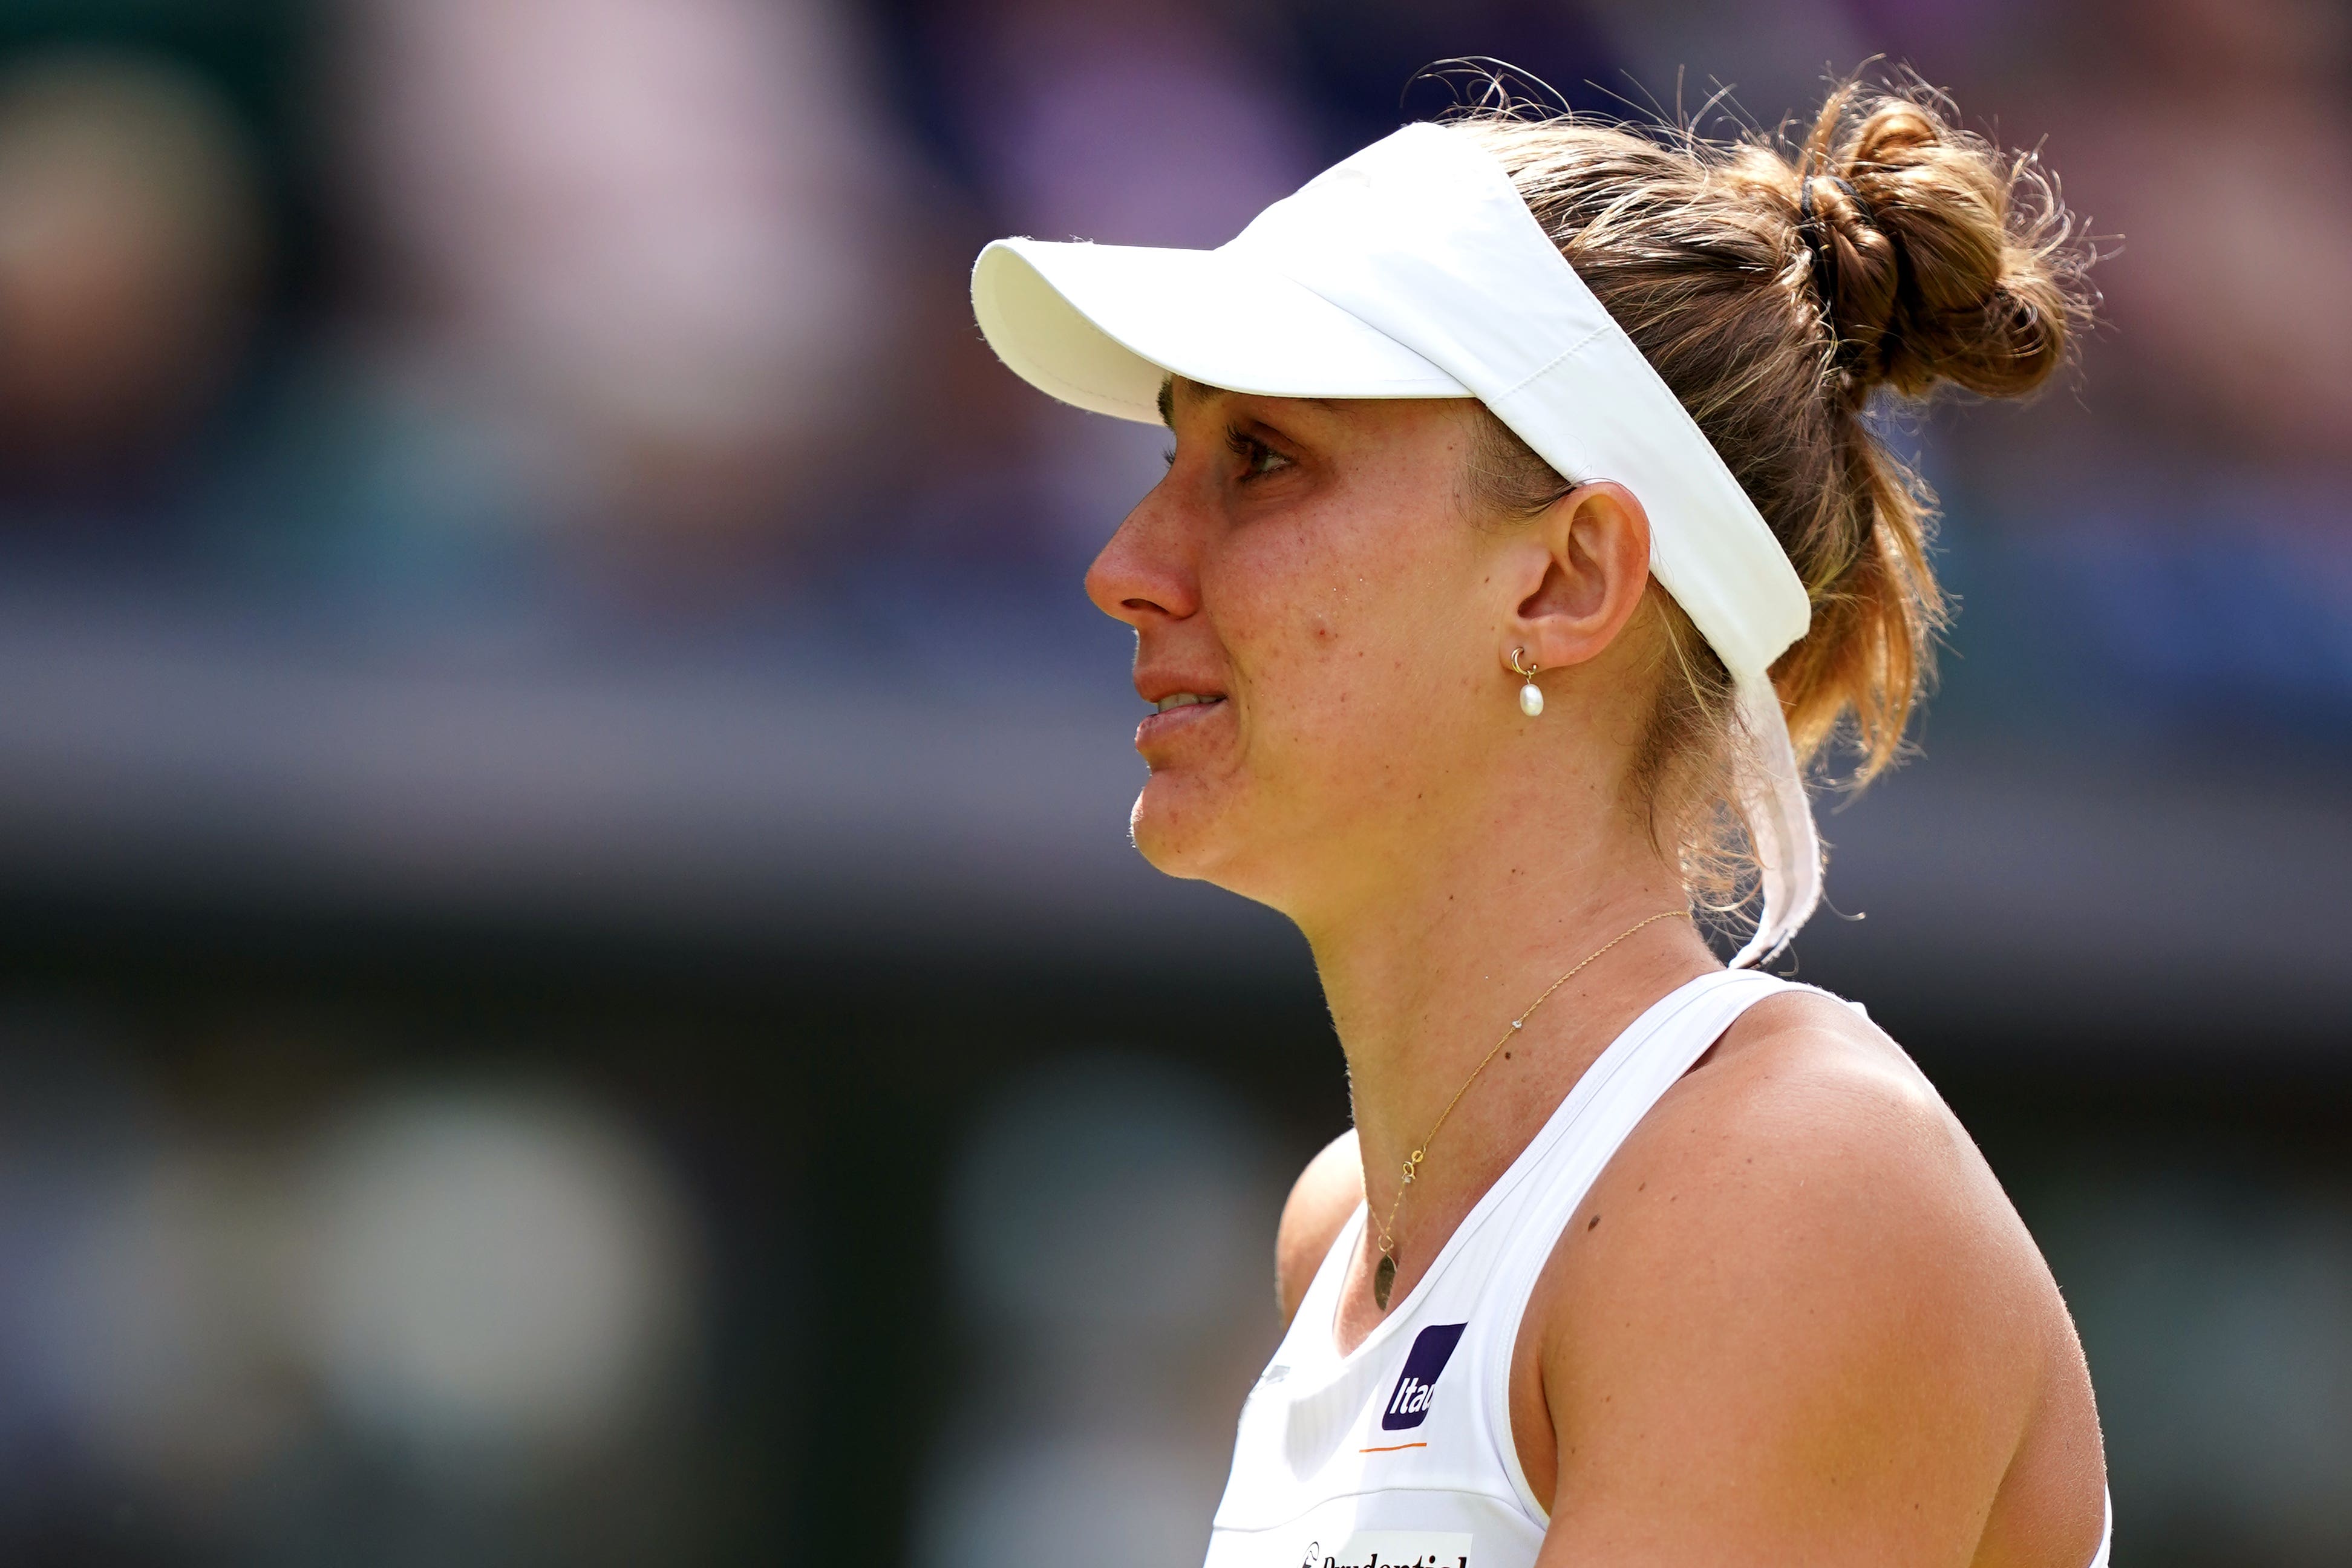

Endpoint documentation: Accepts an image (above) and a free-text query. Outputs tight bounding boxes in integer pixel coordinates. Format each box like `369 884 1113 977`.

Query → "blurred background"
0 0 2341 1563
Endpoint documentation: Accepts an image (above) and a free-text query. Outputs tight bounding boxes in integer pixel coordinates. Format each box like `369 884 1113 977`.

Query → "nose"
1084 478 1200 629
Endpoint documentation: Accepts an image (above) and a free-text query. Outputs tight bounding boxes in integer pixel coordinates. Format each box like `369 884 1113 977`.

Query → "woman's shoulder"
1274 1129 1364 1328
1514 985 2105 1557
1563 985 2057 1368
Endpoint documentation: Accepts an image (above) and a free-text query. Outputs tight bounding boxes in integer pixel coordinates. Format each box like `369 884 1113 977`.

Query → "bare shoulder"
1275 1129 1364 1327
1611 990 2048 1313
1520 988 2106 1563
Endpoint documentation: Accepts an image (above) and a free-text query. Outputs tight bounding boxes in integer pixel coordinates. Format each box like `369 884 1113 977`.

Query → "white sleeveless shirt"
1204 969 2112 1568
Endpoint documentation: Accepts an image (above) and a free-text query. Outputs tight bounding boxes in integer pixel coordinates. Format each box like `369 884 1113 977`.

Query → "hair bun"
1797 85 2082 403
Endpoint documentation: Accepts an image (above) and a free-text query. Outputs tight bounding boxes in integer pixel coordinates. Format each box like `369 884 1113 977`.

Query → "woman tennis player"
971 76 2105 1568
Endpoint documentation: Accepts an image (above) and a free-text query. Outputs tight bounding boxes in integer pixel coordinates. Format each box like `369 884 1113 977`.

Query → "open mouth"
1135 691 1227 747
1152 692 1224 714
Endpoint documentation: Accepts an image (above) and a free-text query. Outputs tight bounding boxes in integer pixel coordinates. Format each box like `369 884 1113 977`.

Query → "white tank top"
1204 969 2112 1568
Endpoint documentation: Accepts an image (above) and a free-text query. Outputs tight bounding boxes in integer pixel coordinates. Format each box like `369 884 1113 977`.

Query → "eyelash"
1226 426 1289 478
1161 424 1295 480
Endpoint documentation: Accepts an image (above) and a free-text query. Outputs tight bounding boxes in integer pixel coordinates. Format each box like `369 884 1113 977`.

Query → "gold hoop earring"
1509 648 1543 717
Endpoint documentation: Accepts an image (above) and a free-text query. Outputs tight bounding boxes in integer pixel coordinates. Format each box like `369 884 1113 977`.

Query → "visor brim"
972 238 1469 425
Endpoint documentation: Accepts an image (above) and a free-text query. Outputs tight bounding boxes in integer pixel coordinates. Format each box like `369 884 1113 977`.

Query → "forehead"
1158 374 1253 426
1156 374 1416 430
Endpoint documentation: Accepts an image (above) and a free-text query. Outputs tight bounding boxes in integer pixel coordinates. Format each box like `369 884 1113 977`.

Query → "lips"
1134 691 1227 748
1153 691 1220 713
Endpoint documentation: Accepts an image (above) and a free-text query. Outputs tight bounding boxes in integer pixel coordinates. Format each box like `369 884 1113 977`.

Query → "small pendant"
1518 680 1544 717
1373 1252 1397 1310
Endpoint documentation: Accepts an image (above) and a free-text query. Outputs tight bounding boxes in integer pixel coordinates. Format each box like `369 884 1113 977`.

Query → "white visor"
971 122 1820 966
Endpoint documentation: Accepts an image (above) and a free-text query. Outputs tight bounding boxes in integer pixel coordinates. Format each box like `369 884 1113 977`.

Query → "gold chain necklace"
1371 908 1688 1310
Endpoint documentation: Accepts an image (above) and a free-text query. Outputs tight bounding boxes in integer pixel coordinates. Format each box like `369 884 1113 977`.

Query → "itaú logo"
1379 1322 1467 1431
1388 1375 1438 1422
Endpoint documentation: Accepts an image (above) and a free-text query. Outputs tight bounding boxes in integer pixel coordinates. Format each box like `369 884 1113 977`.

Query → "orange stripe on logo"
1357 1441 1429 1453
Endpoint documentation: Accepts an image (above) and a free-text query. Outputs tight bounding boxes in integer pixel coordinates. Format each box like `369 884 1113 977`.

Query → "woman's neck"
1301 789 1719 1299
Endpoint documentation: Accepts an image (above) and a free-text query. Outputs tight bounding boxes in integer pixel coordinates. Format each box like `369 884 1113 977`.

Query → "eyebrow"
1157 374 1200 427
1158 374 1340 426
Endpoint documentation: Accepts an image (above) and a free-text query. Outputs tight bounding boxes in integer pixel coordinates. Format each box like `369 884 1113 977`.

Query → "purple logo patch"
1380 1322 1467 1431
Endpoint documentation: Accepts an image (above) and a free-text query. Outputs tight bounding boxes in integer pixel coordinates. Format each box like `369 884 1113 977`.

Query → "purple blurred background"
0 1 2342 1564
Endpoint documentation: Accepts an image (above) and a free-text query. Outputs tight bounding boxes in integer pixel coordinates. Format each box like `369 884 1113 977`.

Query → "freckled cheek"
1247 551 1350 642
1226 603 1383 780
1206 512 1431 744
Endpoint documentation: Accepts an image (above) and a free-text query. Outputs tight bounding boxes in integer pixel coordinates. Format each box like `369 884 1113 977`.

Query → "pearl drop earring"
1509 648 1543 717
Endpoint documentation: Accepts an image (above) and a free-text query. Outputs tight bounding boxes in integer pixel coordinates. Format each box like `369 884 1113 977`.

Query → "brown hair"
1452 77 2091 903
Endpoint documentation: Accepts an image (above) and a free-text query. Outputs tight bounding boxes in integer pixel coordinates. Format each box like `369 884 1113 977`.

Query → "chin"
1126 775 1243 885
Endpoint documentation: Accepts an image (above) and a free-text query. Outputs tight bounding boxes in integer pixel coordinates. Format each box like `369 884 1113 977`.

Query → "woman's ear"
1506 481 1653 673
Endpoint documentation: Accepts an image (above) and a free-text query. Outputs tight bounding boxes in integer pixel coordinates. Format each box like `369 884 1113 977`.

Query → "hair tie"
1800 174 1862 226
1797 174 1862 318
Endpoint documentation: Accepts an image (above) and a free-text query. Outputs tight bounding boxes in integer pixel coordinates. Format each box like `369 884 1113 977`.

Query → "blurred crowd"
0 1020 716 1563
0 0 2338 733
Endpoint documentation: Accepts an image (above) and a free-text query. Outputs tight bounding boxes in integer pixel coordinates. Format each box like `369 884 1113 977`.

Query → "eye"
1163 443 1177 469
1225 425 1294 480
